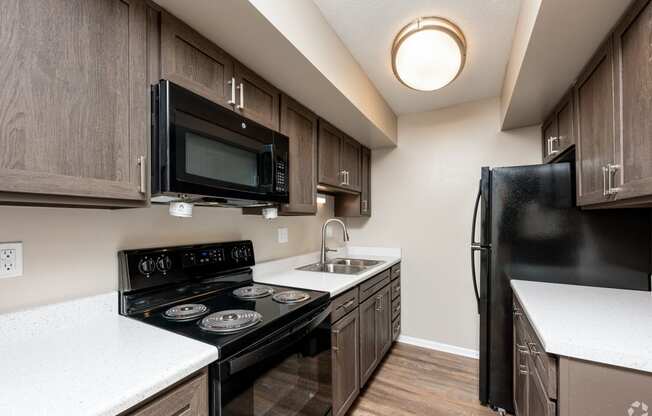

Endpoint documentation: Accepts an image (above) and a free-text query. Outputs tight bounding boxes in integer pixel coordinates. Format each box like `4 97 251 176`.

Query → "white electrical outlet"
0 242 23 279
277 228 288 244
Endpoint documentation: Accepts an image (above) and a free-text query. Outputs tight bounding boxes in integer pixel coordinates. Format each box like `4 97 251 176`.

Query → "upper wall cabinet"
0 0 150 207
279 94 318 215
611 0 652 204
542 90 575 163
160 11 235 111
318 120 362 193
335 146 371 217
159 13 279 131
575 38 617 207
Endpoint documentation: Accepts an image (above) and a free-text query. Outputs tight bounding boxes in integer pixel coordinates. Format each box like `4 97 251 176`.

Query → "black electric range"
118 240 333 416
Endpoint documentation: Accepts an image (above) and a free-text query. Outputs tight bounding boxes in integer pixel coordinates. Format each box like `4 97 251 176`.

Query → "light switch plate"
277 228 288 244
0 242 23 279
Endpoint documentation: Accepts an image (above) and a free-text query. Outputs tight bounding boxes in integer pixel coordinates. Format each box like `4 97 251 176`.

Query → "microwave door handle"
227 306 331 376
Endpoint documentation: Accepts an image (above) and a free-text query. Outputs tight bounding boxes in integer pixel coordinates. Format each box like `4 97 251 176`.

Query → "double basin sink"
296 258 384 275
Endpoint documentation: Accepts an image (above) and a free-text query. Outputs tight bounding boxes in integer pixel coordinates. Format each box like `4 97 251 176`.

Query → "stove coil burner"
272 291 311 304
199 310 263 333
232 285 275 299
163 304 209 321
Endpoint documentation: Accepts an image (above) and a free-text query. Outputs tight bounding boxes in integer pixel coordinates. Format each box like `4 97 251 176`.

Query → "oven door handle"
227 305 331 376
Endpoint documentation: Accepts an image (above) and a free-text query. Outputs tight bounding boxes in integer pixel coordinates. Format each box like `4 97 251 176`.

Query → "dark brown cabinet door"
234 62 280 131
613 0 652 201
359 293 379 386
514 314 529 416
160 12 235 111
318 120 344 188
0 0 149 207
575 39 617 206
360 147 371 216
541 117 558 162
279 95 317 215
331 311 360 416
377 285 392 357
340 135 362 192
527 358 555 416
557 97 574 152
127 369 208 416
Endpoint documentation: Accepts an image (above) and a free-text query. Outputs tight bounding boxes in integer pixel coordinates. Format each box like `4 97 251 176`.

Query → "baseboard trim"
397 335 479 359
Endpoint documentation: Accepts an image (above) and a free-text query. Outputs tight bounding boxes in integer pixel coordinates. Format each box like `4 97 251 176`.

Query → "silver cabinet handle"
602 166 608 197
513 306 522 317
362 200 368 212
375 295 381 311
528 342 540 355
550 137 559 154
607 163 622 195
340 170 347 186
516 343 529 353
340 299 355 310
345 171 349 185
227 77 236 105
237 82 244 110
519 364 529 375
137 155 147 194
332 329 341 352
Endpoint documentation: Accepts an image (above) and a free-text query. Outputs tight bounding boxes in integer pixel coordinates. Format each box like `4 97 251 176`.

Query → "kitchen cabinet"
160 11 235 111
541 90 575 163
159 11 279 131
318 120 362 192
334 146 372 217
233 62 280 131
611 0 652 203
0 0 150 207
123 368 208 416
278 94 318 215
390 263 401 342
513 299 557 416
331 305 360 416
359 276 392 385
575 38 618 206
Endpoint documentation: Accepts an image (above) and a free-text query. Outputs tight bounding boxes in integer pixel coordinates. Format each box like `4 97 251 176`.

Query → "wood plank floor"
348 342 497 416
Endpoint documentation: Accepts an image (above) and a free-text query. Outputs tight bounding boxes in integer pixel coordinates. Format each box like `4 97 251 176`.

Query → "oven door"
213 306 332 416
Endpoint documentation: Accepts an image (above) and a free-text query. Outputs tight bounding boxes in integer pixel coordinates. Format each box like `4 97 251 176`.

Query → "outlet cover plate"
0 242 23 279
277 228 289 244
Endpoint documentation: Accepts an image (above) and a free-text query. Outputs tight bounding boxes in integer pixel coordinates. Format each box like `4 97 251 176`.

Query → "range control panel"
119 240 255 292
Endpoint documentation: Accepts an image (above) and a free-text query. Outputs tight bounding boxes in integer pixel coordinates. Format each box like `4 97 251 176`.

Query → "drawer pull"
528 342 540 355
519 364 529 375
340 299 355 310
332 329 341 352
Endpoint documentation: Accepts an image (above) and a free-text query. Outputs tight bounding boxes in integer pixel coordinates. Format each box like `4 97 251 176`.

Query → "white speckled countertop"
0 292 218 416
253 246 401 297
511 280 652 373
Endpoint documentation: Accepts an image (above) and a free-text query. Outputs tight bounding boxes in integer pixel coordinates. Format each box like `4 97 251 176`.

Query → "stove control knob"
138 257 156 276
231 247 240 261
156 255 172 273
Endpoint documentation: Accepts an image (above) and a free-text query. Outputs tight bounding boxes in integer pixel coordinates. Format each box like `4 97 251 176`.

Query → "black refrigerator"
471 162 651 414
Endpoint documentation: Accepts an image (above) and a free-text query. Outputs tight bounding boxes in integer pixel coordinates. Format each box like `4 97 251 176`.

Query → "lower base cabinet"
123 368 208 416
332 309 360 416
330 262 401 416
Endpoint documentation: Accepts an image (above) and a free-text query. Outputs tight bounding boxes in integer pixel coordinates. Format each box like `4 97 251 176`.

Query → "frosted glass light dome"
392 17 466 91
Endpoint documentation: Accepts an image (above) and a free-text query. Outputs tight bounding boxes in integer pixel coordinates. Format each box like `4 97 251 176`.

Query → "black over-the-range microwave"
151 80 289 207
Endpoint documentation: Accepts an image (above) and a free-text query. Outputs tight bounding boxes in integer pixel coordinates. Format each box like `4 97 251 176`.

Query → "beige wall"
0 199 335 313
346 97 541 352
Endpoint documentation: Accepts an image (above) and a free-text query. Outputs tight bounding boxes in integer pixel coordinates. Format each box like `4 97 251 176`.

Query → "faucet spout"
321 218 350 265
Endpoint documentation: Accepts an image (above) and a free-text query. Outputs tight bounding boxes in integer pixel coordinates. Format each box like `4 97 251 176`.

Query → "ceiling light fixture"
391 17 466 91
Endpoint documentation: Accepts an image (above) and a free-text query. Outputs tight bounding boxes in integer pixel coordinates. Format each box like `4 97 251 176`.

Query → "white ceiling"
313 0 522 115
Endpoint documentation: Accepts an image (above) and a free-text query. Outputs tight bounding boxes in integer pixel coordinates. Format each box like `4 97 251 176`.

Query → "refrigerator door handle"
470 181 484 314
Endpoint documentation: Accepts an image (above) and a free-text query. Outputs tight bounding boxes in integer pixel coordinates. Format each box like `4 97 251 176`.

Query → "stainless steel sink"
296 258 384 275
296 262 367 275
330 258 384 267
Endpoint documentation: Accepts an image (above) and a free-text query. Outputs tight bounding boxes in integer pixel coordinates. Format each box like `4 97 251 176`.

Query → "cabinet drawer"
391 296 401 321
392 317 401 341
514 298 558 400
391 279 401 300
528 357 556 416
331 287 359 323
126 369 208 416
390 263 401 280
359 270 391 301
